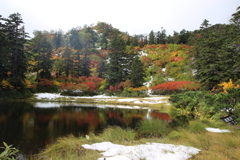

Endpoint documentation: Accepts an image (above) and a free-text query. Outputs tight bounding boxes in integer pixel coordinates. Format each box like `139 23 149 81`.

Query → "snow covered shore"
33 93 170 105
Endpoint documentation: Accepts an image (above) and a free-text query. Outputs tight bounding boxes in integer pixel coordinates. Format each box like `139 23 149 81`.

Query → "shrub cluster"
169 88 240 120
59 76 104 96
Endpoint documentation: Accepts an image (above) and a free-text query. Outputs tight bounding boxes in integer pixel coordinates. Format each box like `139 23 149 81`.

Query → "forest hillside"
0 6 240 99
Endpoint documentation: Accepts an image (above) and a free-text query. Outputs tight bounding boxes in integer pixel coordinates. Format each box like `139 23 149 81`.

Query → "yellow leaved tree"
218 79 234 93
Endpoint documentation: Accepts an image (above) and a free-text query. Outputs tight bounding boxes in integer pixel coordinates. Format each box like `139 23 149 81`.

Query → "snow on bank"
35 93 64 99
206 128 231 133
82 142 201 160
34 93 116 99
34 93 170 105
33 102 146 109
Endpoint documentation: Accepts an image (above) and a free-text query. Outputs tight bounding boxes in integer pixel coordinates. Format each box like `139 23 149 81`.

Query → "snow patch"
82 142 201 160
206 128 231 133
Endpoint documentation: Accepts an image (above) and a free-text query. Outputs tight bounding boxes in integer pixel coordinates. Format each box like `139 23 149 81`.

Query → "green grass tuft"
100 126 136 143
137 118 170 138
189 121 207 133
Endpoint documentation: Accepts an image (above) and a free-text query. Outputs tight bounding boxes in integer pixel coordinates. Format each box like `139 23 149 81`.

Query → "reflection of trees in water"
105 108 148 129
150 111 172 122
149 110 191 129
0 102 150 156
0 102 191 158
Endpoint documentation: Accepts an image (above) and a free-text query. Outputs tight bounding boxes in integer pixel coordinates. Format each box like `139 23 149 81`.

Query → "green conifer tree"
106 29 129 86
148 30 155 45
129 56 145 88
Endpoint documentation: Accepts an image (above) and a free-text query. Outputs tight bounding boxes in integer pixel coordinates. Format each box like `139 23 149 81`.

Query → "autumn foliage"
151 81 200 94
60 76 104 95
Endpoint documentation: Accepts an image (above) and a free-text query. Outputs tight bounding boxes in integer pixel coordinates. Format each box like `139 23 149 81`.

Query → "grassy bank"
33 119 240 160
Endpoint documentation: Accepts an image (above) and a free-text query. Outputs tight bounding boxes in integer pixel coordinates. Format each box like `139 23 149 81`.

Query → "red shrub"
151 81 197 92
86 76 104 86
109 82 124 92
38 79 54 87
82 81 97 91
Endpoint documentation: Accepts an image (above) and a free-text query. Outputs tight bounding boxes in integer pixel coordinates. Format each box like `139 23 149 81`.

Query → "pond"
0 101 174 159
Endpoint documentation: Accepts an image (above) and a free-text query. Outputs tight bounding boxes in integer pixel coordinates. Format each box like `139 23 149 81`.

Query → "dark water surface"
0 101 173 158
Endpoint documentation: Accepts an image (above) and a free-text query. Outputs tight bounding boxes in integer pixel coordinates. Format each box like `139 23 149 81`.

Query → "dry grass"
163 124 240 160
35 134 101 160
188 131 240 160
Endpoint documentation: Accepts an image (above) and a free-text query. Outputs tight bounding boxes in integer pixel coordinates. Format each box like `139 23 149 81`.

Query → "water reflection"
0 102 173 158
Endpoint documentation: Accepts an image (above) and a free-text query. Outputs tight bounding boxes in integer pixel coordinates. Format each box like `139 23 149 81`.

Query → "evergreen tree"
129 56 145 87
80 48 91 77
144 36 148 45
63 46 72 77
193 23 240 90
148 30 155 45
172 31 180 44
106 29 129 86
157 28 167 44
53 30 63 49
97 58 107 78
0 13 28 88
99 31 108 49
130 35 139 46
179 29 190 44
200 19 211 29
0 15 8 81
30 31 53 80
230 6 240 26
69 28 82 50
80 27 98 48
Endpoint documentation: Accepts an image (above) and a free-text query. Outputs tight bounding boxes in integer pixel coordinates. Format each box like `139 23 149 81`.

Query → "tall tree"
29 31 53 80
157 27 167 44
53 29 63 49
148 30 155 45
200 19 211 29
0 15 8 80
129 56 145 87
1 13 28 88
179 29 190 44
172 31 180 44
63 46 72 77
106 29 129 86
69 28 82 50
130 35 139 46
230 6 240 26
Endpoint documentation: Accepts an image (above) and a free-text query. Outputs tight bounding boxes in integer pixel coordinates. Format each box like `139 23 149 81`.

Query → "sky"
1 0 239 38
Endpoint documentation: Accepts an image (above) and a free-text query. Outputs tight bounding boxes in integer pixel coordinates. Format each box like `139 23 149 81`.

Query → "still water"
0 101 173 158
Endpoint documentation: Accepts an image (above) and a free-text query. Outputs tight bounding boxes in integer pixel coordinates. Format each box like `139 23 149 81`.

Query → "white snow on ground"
206 128 231 133
82 142 201 160
33 102 147 109
35 93 64 99
34 93 170 105
34 93 117 99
